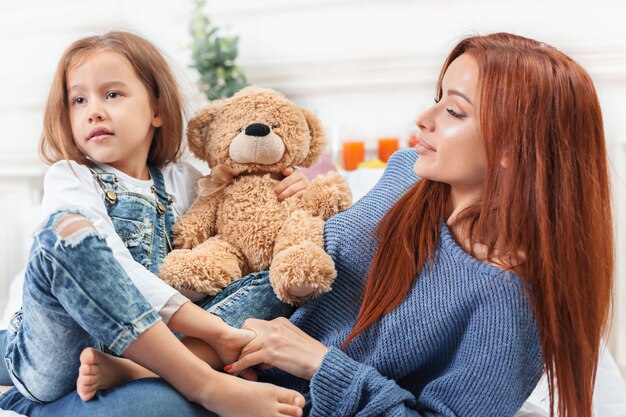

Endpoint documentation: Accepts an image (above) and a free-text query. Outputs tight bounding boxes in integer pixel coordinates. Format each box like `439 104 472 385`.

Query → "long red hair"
344 33 614 417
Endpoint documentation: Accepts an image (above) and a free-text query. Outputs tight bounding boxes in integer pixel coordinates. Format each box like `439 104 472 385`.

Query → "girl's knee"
29 212 102 264
32 212 101 250
53 213 96 241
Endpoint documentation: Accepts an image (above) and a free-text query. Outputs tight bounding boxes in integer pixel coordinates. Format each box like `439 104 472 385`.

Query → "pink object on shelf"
300 153 336 180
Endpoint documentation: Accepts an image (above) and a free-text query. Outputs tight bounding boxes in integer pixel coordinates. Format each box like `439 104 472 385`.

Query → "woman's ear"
187 103 221 160
299 108 327 168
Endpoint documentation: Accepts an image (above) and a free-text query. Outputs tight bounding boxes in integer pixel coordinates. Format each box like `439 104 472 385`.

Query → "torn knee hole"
55 214 96 239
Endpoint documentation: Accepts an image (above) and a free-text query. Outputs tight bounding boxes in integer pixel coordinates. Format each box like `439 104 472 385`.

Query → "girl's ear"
299 108 327 168
151 102 163 128
187 103 221 160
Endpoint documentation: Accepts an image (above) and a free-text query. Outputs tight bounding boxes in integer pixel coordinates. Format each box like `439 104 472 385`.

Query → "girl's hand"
225 317 329 381
275 167 309 201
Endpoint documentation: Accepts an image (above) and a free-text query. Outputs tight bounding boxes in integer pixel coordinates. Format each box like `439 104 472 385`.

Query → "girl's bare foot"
200 371 304 417
76 347 156 401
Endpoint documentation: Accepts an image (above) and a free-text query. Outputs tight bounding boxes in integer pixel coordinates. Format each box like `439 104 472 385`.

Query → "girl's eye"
446 108 466 119
106 91 120 99
72 97 85 105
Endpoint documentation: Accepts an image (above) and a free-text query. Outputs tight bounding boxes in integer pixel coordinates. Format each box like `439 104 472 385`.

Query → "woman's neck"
445 187 482 226
445 187 522 270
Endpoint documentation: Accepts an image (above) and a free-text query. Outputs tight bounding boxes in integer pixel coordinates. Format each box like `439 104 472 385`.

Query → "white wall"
0 0 624 375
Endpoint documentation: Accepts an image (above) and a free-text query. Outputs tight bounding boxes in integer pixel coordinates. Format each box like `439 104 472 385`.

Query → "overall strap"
89 167 119 205
148 165 175 250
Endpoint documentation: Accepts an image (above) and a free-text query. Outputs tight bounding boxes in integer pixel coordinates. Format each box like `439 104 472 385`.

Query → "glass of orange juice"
342 141 365 171
377 138 399 163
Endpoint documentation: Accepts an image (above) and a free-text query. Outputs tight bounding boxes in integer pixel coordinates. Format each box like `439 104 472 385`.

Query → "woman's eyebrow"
448 89 474 106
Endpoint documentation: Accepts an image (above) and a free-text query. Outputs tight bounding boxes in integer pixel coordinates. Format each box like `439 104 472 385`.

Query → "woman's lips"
414 138 436 154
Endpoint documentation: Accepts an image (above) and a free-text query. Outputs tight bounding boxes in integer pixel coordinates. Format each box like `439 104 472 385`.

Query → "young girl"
1 31 307 417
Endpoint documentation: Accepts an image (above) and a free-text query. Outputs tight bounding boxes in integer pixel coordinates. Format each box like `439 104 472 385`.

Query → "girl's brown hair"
39 31 183 167
344 33 614 417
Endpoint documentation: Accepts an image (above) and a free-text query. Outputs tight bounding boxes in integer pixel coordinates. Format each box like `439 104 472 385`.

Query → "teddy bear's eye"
237 127 244 133
271 124 278 130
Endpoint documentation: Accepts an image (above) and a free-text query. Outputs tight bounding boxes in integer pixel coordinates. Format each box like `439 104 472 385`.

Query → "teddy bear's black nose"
245 123 271 137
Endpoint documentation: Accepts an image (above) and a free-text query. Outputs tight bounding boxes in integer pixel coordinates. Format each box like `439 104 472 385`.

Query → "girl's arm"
41 161 183 317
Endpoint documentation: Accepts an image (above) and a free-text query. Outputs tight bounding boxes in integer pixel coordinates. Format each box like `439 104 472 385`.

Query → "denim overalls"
2 164 292 404
91 165 174 274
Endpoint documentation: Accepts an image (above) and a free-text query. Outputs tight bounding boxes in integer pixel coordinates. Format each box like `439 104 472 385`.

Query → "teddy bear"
159 86 352 305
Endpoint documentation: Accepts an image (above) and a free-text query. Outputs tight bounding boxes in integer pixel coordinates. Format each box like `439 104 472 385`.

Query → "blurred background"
0 0 624 378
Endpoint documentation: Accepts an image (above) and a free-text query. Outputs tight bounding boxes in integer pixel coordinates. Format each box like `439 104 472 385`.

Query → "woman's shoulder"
382 149 419 182
436 223 533 313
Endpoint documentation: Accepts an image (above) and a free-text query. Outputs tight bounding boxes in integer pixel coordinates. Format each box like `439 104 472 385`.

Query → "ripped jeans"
3 211 162 403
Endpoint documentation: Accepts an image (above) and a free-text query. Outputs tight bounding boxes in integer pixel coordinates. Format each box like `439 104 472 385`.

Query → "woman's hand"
275 167 309 201
225 317 329 381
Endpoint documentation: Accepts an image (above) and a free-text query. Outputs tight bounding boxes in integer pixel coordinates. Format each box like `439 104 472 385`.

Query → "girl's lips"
88 127 113 140
88 133 113 143
414 138 436 155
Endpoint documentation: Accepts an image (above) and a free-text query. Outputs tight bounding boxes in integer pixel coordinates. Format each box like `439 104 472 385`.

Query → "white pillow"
0 269 24 329
514 345 626 417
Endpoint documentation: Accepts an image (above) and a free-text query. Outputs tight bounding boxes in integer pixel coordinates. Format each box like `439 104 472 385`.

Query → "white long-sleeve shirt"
40 160 203 318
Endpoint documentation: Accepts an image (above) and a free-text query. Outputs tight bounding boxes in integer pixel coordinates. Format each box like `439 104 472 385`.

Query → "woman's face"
413 53 487 197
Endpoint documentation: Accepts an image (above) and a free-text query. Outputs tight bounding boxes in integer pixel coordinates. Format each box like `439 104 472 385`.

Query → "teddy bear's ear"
187 103 221 160
299 108 327 168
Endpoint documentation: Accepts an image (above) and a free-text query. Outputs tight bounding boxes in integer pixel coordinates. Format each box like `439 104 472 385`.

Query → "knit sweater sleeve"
308 278 543 416
309 347 418 416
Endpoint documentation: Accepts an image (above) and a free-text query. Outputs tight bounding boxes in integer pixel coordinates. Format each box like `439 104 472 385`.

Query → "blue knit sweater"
262 149 544 416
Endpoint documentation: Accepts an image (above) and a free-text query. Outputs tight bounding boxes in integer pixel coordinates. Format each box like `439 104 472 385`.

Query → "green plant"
189 0 248 100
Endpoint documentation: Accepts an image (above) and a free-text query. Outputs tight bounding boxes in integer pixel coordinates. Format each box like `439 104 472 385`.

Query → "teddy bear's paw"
159 249 241 296
172 229 203 250
302 172 353 220
269 241 337 306
287 282 320 298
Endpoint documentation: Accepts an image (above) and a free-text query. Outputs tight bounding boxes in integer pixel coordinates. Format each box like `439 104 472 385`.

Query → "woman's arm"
228 318 419 416
230 279 543 416
275 167 309 201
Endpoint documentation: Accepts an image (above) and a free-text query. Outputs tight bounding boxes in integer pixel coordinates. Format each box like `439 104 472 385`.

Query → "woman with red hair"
0 32 613 417
225 32 614 417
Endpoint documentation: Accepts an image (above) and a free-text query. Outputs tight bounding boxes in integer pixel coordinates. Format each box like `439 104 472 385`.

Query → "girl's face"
413 54 487 199
67 50 162 178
